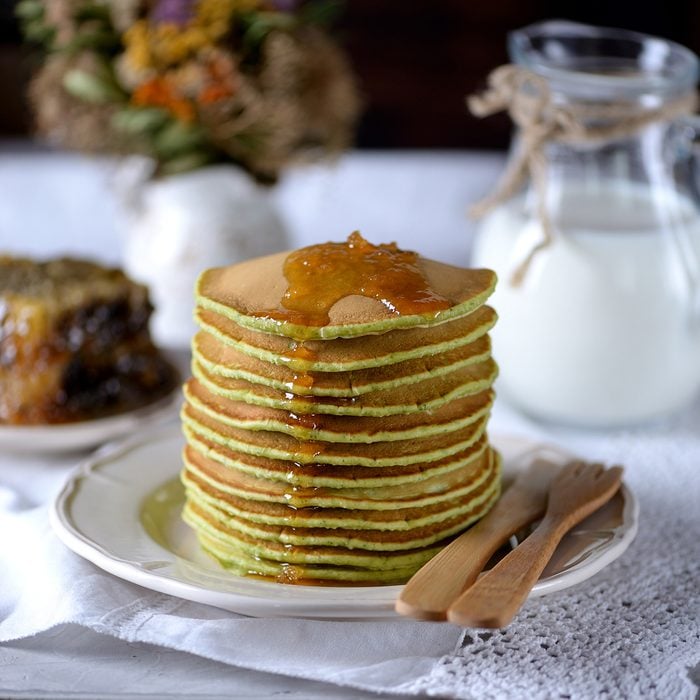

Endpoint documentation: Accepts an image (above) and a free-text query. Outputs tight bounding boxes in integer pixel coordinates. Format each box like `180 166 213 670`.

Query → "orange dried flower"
132 76 195 122
197 54 240 105
198 84 235 104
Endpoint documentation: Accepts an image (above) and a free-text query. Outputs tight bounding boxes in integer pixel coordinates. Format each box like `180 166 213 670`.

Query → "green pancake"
193 330 493 397
197 251 497 340
191 532 423 584
190 358 498 418
184 429 491 488
195 304 497 372
184 373 497 442
181 398 492 467
184 485 499 569
185 470 500 551
182 461 501 583
182 450 501 531
182 441 494 512
182 433 489 500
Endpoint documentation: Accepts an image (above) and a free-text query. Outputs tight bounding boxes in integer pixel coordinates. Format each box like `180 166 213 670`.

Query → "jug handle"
672 115 700 327
672 115 700 193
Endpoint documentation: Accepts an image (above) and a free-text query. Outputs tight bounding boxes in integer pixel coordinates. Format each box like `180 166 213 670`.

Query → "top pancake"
197 250 497 340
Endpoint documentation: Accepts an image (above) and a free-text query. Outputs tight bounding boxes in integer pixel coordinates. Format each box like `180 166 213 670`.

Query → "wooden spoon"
446 461 624 629
395 459 559 621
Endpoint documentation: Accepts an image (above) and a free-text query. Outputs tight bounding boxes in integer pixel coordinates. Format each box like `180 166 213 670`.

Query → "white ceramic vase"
118 161 288 348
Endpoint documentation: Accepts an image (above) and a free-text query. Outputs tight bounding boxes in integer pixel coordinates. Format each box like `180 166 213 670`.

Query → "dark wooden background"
1 0 699 149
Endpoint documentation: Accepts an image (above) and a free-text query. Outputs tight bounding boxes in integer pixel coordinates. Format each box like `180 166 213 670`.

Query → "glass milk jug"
471 21 700 426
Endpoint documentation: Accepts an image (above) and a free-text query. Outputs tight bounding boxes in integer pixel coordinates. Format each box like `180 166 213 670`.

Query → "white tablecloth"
0 145 698 699
0 144 500 266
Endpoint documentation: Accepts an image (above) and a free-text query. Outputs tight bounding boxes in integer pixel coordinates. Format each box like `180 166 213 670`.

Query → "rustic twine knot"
468 64 698 285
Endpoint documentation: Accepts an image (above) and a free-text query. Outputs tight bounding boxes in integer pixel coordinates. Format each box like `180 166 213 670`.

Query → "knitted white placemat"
407 401 698 699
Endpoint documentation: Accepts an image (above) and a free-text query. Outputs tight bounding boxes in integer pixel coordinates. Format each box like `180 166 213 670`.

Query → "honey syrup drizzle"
256 231 451 328
256 233 453 530
285 342 317 394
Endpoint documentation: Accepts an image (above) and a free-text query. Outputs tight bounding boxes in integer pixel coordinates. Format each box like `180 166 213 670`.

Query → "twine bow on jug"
467 64 698 285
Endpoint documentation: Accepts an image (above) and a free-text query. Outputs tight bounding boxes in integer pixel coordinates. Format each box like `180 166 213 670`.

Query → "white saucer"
50 427 638 619
0 390 181 454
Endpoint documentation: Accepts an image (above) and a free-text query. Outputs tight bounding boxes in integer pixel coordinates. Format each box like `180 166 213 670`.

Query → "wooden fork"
395 459 559 620
446 461 623 628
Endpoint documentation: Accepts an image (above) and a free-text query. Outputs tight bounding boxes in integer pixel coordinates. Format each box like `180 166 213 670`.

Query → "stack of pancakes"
181 241 501 585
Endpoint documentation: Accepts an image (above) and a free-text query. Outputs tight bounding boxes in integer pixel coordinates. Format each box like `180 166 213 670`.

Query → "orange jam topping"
290 372 314 391
288 342 317 361
260 232 451 327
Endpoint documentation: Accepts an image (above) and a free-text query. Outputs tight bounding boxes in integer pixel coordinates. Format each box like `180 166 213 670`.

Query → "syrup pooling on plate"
255 232 452 328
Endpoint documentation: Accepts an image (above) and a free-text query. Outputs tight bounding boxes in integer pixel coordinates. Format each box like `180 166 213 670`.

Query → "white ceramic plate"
0 390 181 454
51 426 638 619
